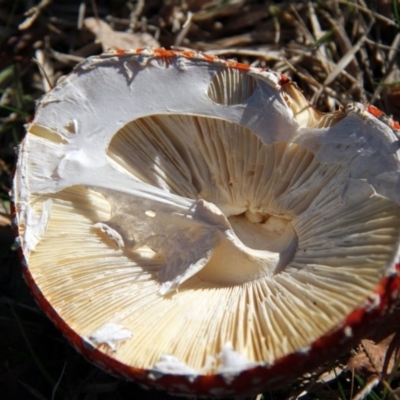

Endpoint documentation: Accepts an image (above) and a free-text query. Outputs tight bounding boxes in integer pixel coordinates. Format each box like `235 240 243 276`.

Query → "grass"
1 0 400 399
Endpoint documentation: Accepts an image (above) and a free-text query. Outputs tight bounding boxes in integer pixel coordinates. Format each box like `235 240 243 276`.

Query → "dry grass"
1 1 400 399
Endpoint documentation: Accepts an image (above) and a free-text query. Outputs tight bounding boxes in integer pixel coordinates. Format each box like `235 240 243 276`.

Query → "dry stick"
174 12 193 47
90 0 100 22
319 7 361 77
370 33 400 104
90 0 102 50
272 14 280 44
284 57 343 102
77 2 86 30
337 0 399 28
289 2 316 45
307 1 327 60
381 378 400 400
364 38 400 52
50 49 85 65
349 366 355 400
287 47 361 86
19 0 52 30
129 0 145 32
32 56 53 92
352 377 380 400
312 20 374 105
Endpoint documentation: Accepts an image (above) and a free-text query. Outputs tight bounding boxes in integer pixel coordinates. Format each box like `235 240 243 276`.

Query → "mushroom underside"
21 113 400 373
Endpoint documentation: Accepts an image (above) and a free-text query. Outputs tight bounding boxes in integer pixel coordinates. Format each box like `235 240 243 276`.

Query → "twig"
337 0 399 28
19 0 52 30
370 33 400 104
312 19 374 104
128 0 145 32
174 12 193 47
32 52 54 93
90 0 100 22
77 2 86 30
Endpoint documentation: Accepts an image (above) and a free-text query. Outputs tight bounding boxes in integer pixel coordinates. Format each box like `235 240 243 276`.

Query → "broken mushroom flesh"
13 49 400 396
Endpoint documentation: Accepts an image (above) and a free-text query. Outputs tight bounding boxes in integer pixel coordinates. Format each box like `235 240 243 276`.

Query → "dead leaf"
344 305 400 399
83 18 159 51
348 334 400 379
346 309 400 400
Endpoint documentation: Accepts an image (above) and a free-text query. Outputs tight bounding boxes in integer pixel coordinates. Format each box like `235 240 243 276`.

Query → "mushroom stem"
198 208 298 284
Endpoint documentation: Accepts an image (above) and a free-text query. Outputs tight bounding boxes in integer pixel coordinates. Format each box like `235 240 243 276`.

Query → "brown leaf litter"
84 18 159 51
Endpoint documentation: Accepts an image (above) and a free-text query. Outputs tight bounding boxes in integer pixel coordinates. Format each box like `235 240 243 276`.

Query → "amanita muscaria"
13 49 400 396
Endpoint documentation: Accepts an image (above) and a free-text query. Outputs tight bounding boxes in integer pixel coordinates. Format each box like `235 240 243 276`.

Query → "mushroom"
12 49 400 397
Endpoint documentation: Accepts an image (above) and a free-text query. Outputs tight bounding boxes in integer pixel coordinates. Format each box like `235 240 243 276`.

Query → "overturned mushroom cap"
13 49 400 396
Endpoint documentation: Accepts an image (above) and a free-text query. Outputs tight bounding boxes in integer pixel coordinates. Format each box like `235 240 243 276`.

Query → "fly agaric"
12 49 400 397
